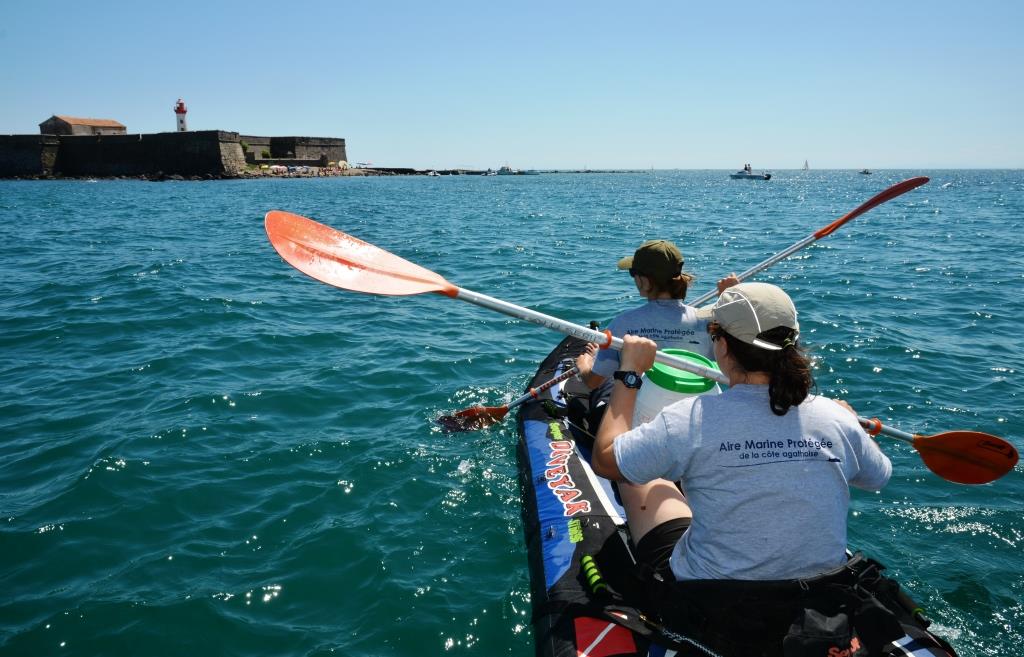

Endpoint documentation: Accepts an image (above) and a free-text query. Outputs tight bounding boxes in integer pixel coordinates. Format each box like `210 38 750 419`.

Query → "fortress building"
1 107 346 178
38 115 127 136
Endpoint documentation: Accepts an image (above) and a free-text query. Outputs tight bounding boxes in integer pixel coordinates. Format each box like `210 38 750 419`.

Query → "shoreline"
0 167 396 182
0 167 646 181
8 167 970 182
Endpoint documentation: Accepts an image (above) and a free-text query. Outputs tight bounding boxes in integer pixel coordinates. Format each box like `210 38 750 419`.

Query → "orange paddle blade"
265 211 458 297
913 431 1019 485
436 405 510 432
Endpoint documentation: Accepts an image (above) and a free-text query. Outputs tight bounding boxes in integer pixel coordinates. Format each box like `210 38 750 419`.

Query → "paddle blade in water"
265 211 458 296
436 405 510 432
913 431 1019 485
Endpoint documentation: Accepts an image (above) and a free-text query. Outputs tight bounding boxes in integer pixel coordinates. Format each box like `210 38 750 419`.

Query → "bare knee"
619 480 692 543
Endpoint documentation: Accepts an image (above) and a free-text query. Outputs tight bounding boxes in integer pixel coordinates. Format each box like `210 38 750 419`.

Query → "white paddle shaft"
453 287 728 385
689 234 817 307
455 288 919 443
858 417 914 443
688 177 930 307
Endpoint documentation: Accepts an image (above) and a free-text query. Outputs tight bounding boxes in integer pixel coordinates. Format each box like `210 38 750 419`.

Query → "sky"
2 1 1022 170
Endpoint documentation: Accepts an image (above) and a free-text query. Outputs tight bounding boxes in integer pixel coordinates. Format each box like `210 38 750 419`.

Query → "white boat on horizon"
730 168 771 180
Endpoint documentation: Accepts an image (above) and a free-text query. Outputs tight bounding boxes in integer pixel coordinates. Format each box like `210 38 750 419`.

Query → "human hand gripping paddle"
441 177 931 432
264 209 1016 485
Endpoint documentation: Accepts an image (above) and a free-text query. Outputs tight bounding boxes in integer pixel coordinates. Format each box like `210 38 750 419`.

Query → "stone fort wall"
239 135 346 166
0 131 347 178
55 131 246 177
0 135 60 176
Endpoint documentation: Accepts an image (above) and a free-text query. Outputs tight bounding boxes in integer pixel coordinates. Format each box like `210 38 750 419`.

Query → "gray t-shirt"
592 299 713 378
613 384 892 581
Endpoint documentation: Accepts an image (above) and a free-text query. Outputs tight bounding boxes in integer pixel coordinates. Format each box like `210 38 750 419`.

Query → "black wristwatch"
613 370 643 389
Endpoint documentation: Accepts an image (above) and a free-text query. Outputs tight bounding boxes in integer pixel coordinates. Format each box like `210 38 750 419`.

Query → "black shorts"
634 517 691 579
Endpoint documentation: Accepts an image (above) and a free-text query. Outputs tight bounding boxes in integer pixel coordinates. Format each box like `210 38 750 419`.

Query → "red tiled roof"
50 115 126 128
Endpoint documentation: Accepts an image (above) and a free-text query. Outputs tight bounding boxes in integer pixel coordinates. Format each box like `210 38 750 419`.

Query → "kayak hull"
516 337 650 657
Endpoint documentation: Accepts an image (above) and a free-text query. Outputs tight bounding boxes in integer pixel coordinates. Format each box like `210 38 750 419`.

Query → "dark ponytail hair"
648 271 695 300
712 324 814 415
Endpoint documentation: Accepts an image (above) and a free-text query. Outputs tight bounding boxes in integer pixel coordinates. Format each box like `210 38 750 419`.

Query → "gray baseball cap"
696 282 799 351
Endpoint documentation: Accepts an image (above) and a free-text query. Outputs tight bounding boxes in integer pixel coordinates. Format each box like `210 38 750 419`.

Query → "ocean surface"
1 170 1021 656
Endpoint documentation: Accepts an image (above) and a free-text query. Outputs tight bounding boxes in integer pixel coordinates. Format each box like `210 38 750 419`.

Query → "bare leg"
617 479 691 544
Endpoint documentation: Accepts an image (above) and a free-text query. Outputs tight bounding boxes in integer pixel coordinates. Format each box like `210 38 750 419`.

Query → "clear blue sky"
2 1 1021 169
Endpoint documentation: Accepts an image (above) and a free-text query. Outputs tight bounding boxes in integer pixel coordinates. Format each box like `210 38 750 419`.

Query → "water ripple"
1 172 1021 656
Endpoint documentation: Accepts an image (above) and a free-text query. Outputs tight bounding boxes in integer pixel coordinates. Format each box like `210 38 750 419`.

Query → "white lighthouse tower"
174 98 188 132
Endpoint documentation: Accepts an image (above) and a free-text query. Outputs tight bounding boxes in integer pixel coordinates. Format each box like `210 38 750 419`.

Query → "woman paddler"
591 282 894 653
574 238 737 402
571 238 738 553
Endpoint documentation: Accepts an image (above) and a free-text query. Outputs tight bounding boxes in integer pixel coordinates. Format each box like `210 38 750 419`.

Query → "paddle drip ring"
864 418 883 436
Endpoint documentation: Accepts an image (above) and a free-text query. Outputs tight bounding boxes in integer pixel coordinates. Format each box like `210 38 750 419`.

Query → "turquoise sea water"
1 171 1022 656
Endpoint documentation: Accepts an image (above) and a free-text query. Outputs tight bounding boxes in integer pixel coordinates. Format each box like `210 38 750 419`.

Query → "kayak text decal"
545 432 591 516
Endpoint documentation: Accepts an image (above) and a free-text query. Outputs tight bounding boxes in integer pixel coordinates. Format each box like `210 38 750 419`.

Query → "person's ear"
714 333 728 358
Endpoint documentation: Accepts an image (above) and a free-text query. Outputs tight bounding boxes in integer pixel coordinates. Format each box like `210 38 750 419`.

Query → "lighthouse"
174 98 188 132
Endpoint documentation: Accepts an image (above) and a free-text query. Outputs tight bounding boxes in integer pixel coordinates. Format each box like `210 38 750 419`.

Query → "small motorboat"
730 170 771 180
859 169 873 175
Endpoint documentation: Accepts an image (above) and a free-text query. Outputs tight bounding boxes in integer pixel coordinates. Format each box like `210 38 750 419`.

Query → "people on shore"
590 282 893 651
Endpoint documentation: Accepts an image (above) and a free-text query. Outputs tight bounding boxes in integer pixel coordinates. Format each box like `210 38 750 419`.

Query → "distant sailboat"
803 160 809 171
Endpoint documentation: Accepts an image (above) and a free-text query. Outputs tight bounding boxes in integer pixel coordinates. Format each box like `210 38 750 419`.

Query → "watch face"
615 371 642 388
